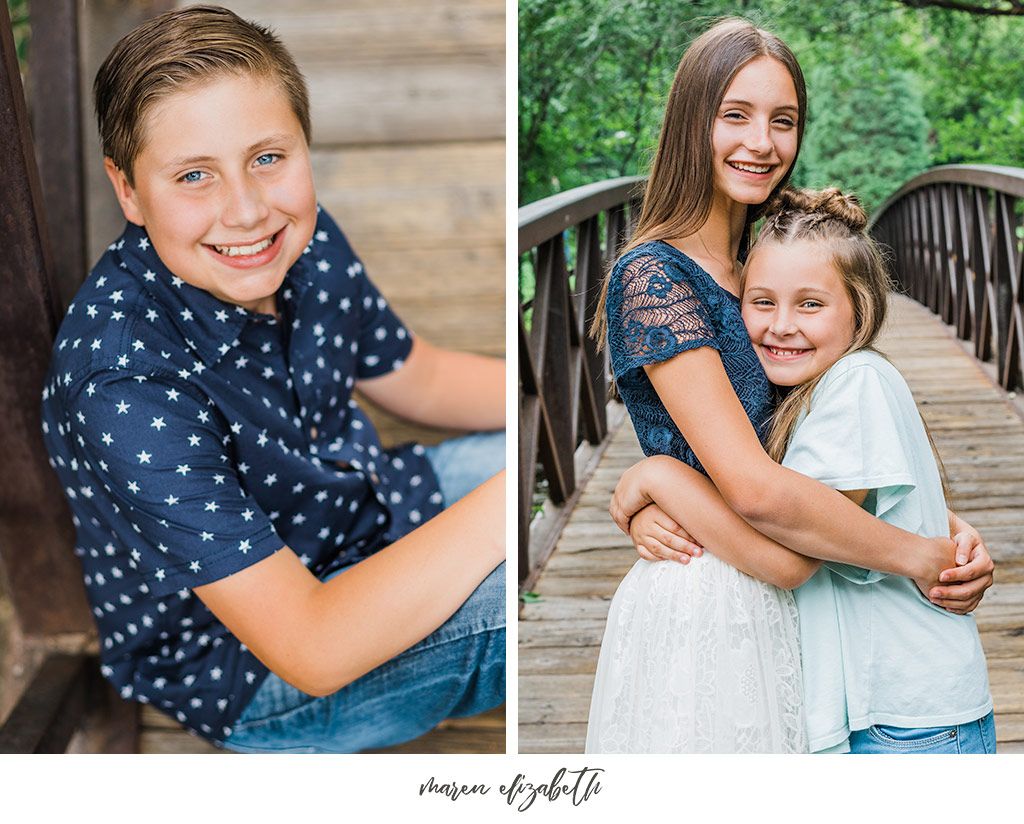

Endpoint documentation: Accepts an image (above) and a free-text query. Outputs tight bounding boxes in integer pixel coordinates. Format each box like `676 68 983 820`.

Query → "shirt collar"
112 222 316 367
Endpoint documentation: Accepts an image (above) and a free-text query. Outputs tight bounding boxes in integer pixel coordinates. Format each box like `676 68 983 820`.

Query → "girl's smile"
741 239 856 387
711 55 799 214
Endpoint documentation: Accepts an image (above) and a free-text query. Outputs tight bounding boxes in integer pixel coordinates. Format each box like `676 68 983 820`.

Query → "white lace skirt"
585 554 808 753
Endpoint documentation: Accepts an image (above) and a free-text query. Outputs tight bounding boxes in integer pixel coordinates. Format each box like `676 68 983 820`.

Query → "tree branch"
894 0 1024 16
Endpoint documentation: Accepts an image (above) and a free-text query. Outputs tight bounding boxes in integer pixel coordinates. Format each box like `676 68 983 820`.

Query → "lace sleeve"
607 249 718 376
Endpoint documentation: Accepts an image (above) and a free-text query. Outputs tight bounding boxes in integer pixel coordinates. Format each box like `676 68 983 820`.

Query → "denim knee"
425 430 506 505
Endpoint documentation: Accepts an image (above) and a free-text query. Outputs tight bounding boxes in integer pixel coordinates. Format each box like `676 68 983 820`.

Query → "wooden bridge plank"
518 295 1024 753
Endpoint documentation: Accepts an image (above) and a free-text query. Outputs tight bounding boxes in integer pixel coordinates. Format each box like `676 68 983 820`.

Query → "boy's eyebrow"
159 135 299 172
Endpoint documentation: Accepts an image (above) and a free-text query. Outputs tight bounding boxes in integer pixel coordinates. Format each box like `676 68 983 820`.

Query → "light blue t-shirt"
784 351 992 753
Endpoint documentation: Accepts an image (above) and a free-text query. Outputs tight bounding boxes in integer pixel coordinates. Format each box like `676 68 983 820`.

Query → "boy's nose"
221 177 270 229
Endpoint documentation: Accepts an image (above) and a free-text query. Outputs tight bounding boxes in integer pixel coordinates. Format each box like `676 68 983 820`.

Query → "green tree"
519 0 1024 212
519 0 754 205
794 61 930 212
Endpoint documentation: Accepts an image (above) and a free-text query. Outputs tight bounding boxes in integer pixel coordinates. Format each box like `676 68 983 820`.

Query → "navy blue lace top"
606 240 774 475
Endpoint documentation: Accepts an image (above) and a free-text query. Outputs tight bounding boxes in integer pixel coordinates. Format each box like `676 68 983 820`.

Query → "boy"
40 5 505 752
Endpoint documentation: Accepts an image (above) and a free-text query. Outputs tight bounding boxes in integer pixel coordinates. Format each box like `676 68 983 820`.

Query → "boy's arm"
194 470 505 696
356 336 504 431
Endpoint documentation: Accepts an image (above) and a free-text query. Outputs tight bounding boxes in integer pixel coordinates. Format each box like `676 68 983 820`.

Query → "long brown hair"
591 17 807 346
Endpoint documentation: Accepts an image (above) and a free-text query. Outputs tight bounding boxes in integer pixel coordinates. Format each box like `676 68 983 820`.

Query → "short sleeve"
66 372 283 595
783 356 919 585
353 268 413 379
608 249 718 376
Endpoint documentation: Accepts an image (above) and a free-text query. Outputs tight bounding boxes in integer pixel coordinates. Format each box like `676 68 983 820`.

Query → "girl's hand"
629 503 704 564
609 456 672 533
929 530 994 614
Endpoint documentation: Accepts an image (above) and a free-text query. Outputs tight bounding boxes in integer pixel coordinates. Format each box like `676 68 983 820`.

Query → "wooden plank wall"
81 0 506 446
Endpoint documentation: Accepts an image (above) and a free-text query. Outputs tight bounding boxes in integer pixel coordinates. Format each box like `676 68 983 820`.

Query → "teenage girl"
584 17 992 754
602 187 994 753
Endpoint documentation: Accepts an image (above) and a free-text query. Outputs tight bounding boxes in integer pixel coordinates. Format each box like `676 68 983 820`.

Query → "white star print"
151 417 166 431
137 450 152 464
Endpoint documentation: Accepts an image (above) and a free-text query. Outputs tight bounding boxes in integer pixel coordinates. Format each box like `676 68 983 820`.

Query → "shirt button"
370 472 380 484
309 426 318 440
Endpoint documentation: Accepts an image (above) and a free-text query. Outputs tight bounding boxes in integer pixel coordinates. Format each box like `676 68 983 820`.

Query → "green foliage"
794 62 930 212
519 0 753 205
519 0 1024 214
7 0 29 69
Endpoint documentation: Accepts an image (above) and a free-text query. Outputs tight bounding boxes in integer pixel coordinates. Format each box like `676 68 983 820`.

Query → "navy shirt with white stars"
40 207 444 744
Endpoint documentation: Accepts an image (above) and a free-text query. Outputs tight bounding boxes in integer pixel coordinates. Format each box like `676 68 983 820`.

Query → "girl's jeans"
848 710 996 754
222 430 506 753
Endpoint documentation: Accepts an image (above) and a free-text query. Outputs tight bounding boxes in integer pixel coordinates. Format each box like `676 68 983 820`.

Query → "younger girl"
592 188 994 753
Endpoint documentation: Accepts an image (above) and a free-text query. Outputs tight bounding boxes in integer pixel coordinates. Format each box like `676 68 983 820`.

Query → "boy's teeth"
214 236 274 256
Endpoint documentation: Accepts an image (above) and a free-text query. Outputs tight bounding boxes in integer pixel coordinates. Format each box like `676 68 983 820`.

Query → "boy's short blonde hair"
94 4 311 186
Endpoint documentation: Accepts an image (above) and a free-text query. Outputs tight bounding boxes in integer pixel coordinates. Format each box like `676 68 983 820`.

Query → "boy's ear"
103 157 144 226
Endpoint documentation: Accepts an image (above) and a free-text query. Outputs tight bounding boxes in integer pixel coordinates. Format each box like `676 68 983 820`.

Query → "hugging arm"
627 346 961 595
624 460 822 589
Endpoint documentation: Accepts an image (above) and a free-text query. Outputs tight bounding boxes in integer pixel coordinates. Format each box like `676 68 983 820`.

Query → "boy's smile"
741 240 856 387
104 73 317 315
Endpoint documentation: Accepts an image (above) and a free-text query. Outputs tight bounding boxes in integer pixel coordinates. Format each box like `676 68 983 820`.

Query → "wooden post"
28 0 87 312
0 0 91 635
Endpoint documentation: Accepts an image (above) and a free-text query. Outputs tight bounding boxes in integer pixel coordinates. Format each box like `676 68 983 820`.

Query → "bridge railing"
518 176 643 588
871 164 1024 393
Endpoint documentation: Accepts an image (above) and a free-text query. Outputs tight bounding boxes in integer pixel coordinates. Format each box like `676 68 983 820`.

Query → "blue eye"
180 170 205 183
254 153 278 166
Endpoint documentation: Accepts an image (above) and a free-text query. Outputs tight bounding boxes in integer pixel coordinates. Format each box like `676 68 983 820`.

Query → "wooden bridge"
518 169 1024 753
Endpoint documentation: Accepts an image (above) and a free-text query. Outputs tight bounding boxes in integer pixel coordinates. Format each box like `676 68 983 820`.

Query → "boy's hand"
630 503 704 564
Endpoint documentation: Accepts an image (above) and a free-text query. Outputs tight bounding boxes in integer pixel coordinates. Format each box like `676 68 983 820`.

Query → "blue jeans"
223 430 506 753
848 710 996 754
